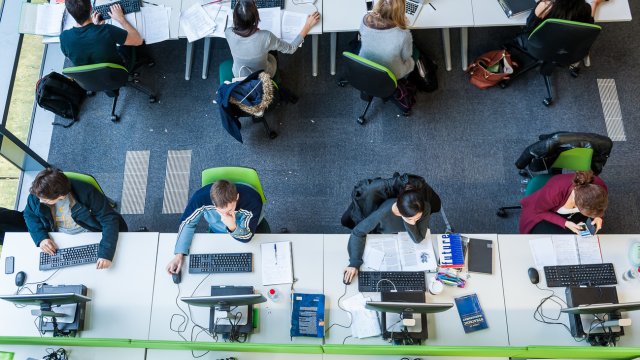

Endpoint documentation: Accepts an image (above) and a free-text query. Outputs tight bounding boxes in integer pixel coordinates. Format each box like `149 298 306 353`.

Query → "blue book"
290 293 325 338
454 293 488 333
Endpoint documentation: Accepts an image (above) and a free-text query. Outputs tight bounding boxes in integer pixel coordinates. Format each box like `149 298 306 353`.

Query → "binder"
496 0 536 18
468 238 493 274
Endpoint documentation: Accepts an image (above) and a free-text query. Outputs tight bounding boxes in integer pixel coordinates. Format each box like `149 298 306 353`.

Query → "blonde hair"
372 0 408 29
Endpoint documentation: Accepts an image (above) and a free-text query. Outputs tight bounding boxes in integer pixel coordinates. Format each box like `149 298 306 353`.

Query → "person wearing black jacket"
0 207 27 245
23 168 127 269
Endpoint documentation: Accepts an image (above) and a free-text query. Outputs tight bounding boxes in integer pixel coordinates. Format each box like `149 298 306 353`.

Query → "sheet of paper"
35 4 66 36
257 7 281 39
260 241 293 285
203 4 228 38
552 235 580 265
63 13 78 31
180 3 215 42
141 6 170 44
341 293 381 338
397 230 437 272
576 235 602 264
362 246 385 271
108 12 137 31
281 10 306 43
366 234 401 271
529 237 557 269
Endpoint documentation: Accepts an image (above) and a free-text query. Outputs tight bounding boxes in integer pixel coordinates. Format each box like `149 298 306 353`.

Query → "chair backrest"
201 167 266 204
550 147 594 171
64 171 105 194
62 63 129 92
342 52 397 99
527 19 601 66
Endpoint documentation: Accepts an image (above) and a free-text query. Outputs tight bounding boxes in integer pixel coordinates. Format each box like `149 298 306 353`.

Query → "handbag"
409 53 438 92
467 50 517 89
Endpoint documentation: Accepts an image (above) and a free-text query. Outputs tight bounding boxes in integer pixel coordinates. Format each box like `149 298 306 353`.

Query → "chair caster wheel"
499 81 508 89
149 96 157 103
518 169 530 178
496 209 507 218
269 131 278 139
543 98 552 107
110 115 119 122
86 91 96 97
147 61 155 68
569 66 580 78
280 227 289 233
357 116 366 125
337 80 347 87
402 110 411 117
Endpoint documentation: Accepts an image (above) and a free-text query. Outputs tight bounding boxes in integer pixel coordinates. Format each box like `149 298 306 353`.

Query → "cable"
375 278 397 292
532 284 586 343
324 284 352 334
15 269 62 308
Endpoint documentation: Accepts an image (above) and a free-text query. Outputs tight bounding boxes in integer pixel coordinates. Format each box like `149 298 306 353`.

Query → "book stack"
437 233 465 268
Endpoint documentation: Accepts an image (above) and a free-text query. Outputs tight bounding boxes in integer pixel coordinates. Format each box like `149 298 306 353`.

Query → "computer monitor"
180 294 266 310
366 301 454 314
0 293 91 307
561 301 640 315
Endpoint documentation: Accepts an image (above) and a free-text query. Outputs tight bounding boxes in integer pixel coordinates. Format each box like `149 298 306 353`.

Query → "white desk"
148 233 324 344
0 232 159 340
322 234 509 346
2 346 145 360
147 349 321 360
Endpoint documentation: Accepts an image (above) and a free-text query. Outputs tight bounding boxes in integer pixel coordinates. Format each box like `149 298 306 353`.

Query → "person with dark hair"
523 0 603 35
224 0 320 78
60 0 143 67
0 208 27 246
519 170 608 234
166 180 264 275
23 168 128 269
344 185 432 284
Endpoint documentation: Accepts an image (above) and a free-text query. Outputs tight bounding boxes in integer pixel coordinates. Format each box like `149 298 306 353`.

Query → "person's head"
396 184 425 223
573 170 608 218
30 168 72 205
65 0 92 24
546 0 589 21
372 0 408 29
210 180 239 215
233 0 260 37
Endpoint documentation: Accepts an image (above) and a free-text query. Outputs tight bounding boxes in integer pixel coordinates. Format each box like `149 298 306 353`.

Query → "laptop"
405 0 425 26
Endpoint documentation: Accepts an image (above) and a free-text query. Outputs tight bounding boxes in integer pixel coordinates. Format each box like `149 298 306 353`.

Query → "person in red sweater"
519 170 608 234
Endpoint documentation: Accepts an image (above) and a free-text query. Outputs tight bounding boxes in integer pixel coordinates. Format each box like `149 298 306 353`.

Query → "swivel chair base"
338 79 409 125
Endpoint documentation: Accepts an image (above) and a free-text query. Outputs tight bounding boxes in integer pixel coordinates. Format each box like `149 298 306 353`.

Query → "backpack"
36 72 86 127
390 78 417 114
409 53 438 92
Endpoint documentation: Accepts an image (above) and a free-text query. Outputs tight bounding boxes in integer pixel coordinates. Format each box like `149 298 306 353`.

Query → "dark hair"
65 0 91 24
233 0 260 37
210 180 238 208
30 168 72 200
545 0 590 21
573 170 608 218
396 185 425 217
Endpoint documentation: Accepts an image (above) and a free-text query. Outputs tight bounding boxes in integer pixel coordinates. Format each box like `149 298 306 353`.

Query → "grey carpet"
47 2 640 236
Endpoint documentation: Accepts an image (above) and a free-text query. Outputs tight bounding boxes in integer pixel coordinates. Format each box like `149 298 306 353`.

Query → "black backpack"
35 72 86 127
409 53 438 93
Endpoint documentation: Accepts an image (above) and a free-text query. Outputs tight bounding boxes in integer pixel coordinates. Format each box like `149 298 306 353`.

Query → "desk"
3 346 145 360
148 233 324 344
147 349 321 359
322 234 509 346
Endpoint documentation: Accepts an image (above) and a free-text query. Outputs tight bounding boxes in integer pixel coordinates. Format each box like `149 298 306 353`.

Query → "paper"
366 234 401 271
281 10 306 43
108 12 137 31
552 235 580 265
529 237 557 268
576 235 602 264
140 6 170 44
529 235 603 268
180 3 216 42
341 293 381 338
260 241 293 285
362 247 385 271
397 231 436 271
257 7 281 39
203 4 228 38
37 4 66 36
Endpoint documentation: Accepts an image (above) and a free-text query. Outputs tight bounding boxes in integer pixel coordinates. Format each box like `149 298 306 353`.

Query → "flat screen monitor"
561 301 640 315
366 301 453 314
0 293 91 307
181 294 267 308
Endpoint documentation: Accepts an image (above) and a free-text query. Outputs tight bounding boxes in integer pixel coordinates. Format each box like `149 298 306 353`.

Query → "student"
23 168 128 269
519 170 608 235
60 0 143 67
523 0 603 35
359 0 415 79
166 180 263 275
0 208 27 246
224 0 320 78
343 185 432 284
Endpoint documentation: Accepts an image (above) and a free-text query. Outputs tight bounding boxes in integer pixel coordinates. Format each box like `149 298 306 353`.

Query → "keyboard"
93 0 141 20
358 271 426 292
189 253 253 274
39 243 99 271
231 0 285 9
544 263 617 287
405 0 424 26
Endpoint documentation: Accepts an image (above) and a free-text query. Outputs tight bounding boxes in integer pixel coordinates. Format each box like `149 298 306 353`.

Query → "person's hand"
39 239 58 256
565 221 582 235
91 11 105 25
305 11 321 29
217 209 237 231
96 258 112 269
166 254 184 275
591 217 603 233
108 4 125 25
343 267 358 284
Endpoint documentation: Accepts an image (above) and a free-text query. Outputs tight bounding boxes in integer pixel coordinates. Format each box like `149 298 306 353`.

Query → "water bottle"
267 288 279 301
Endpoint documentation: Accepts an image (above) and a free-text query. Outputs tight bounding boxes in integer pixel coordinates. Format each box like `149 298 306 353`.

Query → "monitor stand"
36 284 88 337
565 286 624 345
380 292 428 345
209 286 255 341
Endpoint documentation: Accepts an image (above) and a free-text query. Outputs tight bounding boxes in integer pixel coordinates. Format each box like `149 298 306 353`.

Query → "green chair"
338 52 403 125
63 61 157 123
64 171 117 209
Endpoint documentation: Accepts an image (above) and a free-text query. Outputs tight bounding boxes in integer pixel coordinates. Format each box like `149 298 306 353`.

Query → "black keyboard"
358 271 426 292
93 0 141 20
189 253 253 274
231 0 285 9
544 263 617 287
39 243 99 271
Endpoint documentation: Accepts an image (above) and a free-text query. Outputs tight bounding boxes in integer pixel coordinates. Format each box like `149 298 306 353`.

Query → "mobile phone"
585 218 597 235
366 0 373 11
578 221 595 237
5 256 15 275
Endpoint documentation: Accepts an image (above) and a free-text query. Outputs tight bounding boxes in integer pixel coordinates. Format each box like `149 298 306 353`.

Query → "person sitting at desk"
0 207 27 246
519 170 608 235
344 185 432 284
60 0 143 67
359 0 415 80
224 0 320 78
23 168 128 269
166 180 263 275
523 0 603 36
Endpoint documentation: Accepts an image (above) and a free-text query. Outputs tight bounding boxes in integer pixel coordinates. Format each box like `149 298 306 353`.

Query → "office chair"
63 57 157 122
504 19 601 106
338 52 404 125
64 171 117 209
201 166 270 233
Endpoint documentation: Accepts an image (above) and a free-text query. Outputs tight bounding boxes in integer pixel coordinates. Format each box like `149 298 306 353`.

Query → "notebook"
260 241 294 285
455 293 488 333
496 0 536 18
468 238 493 274
290 293 325 337
529 235 602 268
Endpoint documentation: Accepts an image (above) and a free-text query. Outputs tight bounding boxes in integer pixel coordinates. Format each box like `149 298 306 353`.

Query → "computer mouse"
342 271 351 285
528 267 539 284
15 271 26 287
172 272 181 284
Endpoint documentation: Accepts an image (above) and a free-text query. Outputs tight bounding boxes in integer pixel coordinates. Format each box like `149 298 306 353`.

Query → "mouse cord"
14 269 61 308
324 283 353 335
532 284 585 342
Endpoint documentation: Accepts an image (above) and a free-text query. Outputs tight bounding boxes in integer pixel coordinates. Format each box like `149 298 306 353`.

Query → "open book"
363 231 436 272
19 3 66 36
529 235 602 269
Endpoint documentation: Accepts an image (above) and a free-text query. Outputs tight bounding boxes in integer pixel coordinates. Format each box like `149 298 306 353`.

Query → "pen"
143 0 159 5
202 0 224 6
429 2 436 10
274 243 278 265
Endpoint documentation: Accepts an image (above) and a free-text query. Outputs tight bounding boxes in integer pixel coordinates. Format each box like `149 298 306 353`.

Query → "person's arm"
347 205 389 268
590 0 602 18
168 193 211 274
404 203 432 243
83 186 121 268
228 190 262 242
400 30 414 63
265 12 320 54
108 4 143 46
23 197 55 252
530 179 572 230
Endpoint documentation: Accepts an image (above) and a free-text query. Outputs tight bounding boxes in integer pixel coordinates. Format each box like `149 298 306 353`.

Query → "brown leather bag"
467 50 517 89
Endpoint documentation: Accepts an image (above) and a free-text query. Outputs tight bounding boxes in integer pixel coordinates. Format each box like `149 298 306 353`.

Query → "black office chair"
338 52 406 125
63 54 157 122
504 19 601 106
